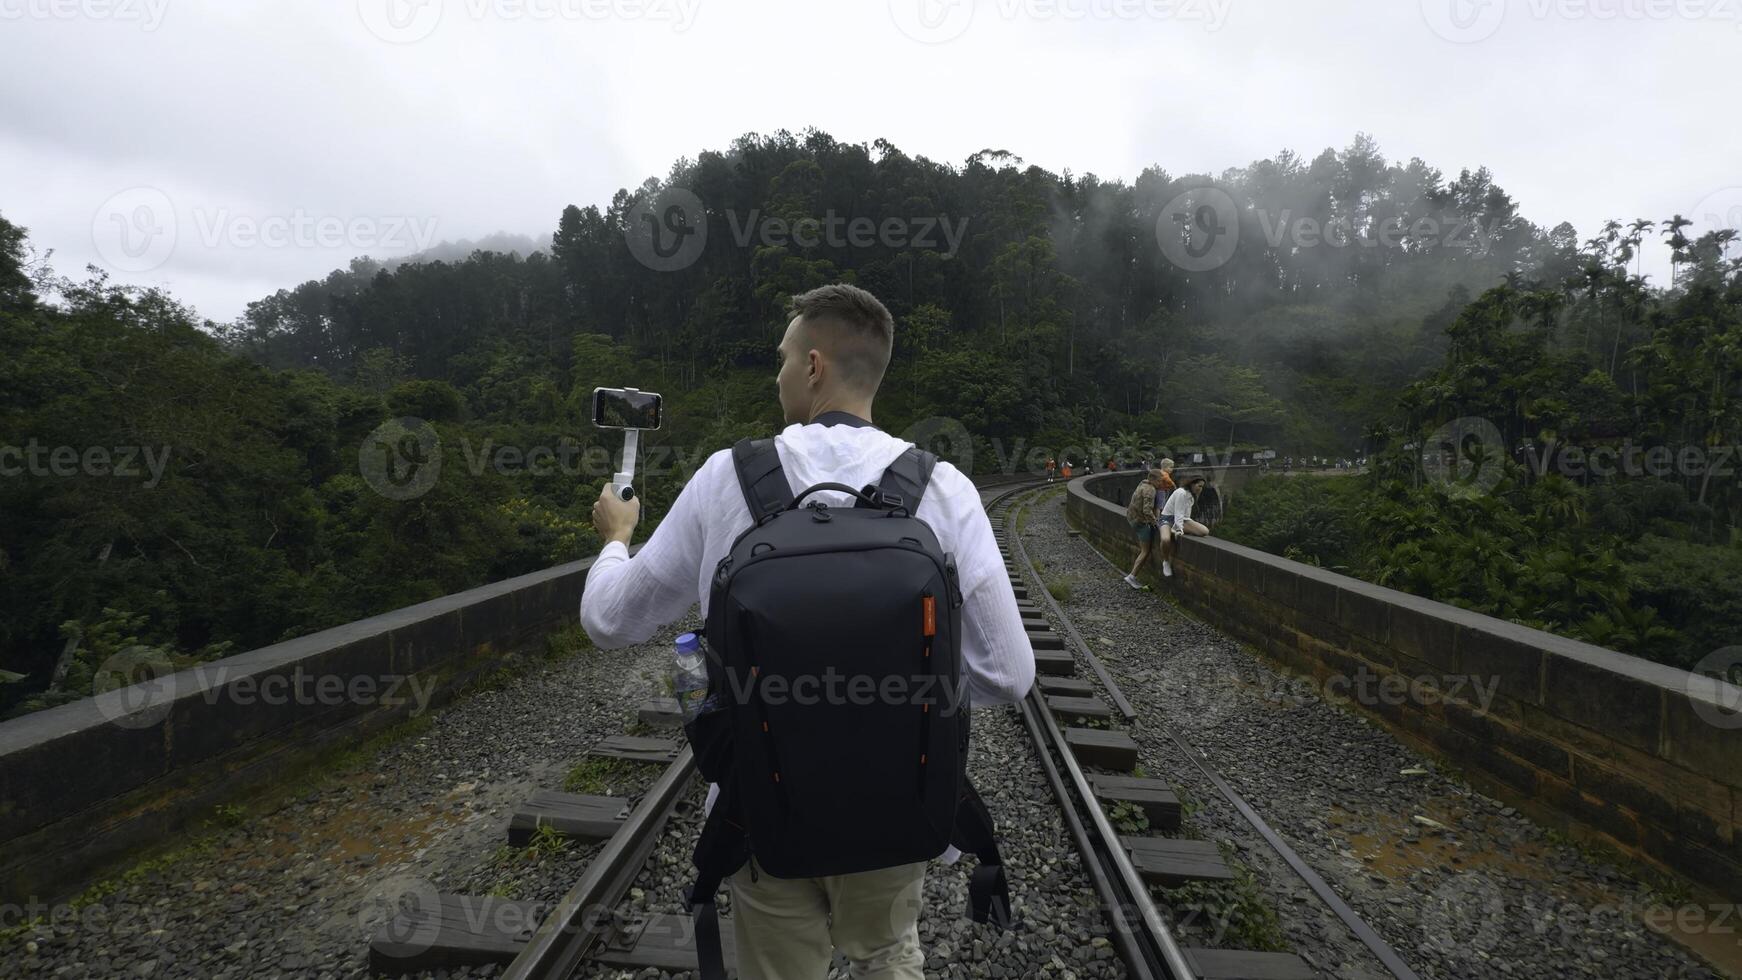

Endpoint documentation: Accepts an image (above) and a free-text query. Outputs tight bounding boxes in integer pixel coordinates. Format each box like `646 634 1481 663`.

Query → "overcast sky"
1 0 1735 323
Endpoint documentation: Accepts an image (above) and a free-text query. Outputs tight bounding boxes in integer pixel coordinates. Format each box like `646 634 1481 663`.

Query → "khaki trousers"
727 859 926 979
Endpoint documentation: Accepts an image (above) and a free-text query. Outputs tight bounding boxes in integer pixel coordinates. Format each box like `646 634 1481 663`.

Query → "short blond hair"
1158 457 1175 471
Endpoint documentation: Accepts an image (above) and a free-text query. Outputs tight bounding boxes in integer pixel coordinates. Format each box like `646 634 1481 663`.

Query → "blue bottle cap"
676 632 700 652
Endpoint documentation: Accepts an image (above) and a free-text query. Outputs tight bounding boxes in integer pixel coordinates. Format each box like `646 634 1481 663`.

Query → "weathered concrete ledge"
0 553 621 908
1068 471 1742 898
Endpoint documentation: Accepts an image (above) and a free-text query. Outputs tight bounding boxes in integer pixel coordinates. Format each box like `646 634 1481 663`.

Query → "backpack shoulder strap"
861 446 938 513
688 787 750 980
731 437 793 523
952 777 1014 929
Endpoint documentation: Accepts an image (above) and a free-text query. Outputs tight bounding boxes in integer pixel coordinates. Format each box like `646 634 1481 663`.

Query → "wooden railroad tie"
1089 774 1181 833
1063 727 1138 771
506 789 630 846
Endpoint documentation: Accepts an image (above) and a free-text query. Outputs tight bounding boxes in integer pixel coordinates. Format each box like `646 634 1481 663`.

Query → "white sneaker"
1124 573 1141 590
1162 561 1173 577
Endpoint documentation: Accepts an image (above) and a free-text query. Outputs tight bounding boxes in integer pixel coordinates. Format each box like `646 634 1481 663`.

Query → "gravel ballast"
12 620 690 980
1014 486 1725 980
17 482 1723 980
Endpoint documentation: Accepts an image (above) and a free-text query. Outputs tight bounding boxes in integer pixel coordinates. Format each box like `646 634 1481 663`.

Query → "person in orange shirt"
1156 457 1176 495
1061 460 1073 479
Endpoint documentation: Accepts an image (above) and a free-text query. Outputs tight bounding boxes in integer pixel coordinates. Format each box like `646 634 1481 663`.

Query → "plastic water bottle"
673 632 711 722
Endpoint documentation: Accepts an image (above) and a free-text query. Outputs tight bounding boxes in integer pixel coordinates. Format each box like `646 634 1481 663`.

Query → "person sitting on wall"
1122 468 1169 590
1156 473 1211 578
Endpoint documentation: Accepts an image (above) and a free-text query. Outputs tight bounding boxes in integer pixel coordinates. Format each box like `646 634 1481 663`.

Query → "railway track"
363 478 1415 979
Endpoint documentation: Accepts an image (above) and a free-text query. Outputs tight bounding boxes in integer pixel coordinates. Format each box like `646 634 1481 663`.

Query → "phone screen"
592 388 663 430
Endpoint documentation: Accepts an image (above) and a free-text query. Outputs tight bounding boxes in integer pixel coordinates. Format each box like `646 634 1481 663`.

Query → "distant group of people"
1122 459 1209 586
1044 454 1146 481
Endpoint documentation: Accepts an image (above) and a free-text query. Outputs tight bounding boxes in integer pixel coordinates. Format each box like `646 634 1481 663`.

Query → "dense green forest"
3 129 1738 713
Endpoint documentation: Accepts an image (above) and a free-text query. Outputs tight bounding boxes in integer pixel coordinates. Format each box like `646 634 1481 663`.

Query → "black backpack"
684 436 1013 978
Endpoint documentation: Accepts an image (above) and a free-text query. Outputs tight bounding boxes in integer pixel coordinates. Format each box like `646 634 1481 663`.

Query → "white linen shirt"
579 420 1035 708
1159 486 1196 531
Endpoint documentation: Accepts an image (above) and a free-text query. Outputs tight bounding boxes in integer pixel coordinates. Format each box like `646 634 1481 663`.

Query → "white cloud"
0 0 1732 321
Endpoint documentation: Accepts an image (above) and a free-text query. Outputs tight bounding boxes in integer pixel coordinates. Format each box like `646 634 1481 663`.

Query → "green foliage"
1162 855 1288 952
1044 575 1073 603
1622 536 1742 667
521 822 572 860
1105 800 1150 835
1215 476 1364 570
6 130 1742 707
562 755 654 796
386 378 465 422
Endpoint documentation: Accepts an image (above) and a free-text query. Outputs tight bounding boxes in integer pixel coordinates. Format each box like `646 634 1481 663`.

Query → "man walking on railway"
581 283 1034 979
